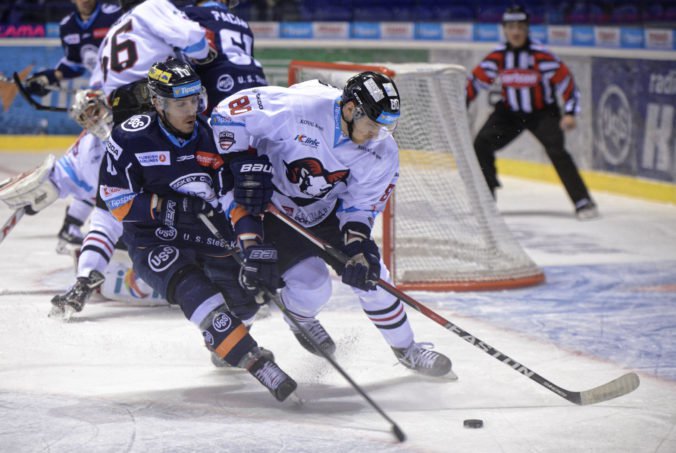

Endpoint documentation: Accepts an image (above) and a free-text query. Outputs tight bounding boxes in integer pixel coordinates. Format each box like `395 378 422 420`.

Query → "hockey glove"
230 155 274 216
155 194 212 227
25 70 59 97
341 236 381 291
239 244 283 301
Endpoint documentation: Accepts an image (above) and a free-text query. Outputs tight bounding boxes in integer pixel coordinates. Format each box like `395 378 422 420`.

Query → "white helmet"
69 89 113 140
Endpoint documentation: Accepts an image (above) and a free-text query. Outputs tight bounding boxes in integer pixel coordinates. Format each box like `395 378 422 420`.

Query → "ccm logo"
240 163 272 173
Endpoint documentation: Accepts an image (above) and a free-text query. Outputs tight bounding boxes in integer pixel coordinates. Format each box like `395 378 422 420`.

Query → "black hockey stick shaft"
12 72 68 112
267 204 640 406
0 208 25 246
197 213 406 442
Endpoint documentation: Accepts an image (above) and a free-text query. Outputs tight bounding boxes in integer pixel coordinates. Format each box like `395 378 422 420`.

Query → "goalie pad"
99 249 169 305
0 154 59 213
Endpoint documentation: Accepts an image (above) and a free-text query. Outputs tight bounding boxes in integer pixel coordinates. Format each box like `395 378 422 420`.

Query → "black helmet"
341 71 400 127
147 58 202 99
119 0 145 12
502 5 530 24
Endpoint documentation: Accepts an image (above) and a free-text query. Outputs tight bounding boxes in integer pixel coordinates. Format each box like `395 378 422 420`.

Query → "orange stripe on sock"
214 324 249 359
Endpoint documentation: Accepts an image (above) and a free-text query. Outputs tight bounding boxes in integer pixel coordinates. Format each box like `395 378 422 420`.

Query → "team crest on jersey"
284 158 349 199
218 131 236 150
217 74 235 93
121 115 152 132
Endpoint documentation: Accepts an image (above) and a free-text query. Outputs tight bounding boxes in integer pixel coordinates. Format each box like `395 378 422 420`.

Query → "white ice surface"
1 154 675 452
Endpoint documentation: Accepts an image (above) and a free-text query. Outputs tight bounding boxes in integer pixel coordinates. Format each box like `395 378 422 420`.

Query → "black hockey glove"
25 70 59 97
341 236 381 291
230 155 274 216
155 194 212 227
239 244 283 301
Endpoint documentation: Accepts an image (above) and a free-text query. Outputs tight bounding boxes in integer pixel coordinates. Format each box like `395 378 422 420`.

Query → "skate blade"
288 390 305 407
62 305 77 322
48 305 65 319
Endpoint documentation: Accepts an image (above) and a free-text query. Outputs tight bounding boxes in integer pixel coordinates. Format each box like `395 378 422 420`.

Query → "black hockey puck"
463 419 484 429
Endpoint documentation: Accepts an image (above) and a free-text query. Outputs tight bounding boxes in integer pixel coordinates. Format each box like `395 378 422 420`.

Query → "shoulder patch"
63 33 80 45
121 115 152 132
59 14 72 26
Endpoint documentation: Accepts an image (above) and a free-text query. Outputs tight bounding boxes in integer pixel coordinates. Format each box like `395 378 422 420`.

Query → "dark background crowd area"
2 1 675 26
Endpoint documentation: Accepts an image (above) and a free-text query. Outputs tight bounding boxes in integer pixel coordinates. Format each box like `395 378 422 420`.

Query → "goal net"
288 61 544 291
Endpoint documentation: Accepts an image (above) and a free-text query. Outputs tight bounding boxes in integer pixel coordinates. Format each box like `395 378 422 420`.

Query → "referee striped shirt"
466 39 581 115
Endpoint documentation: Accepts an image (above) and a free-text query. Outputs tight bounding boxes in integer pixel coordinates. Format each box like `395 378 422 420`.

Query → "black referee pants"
473 102 591 204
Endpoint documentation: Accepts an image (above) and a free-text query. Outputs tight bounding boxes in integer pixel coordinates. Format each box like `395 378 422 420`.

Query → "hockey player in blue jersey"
99 58 297 402
182 0 268 115
24 1 122 96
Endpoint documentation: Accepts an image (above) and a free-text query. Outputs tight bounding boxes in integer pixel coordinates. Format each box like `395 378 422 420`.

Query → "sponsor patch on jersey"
93 28 109 39
121 115 152 132
218 131 236 150
294 134 320 147
196 151 224 169
136 151 171 166
102 4 121 13
147 246 180 272
63 33 80 45
210 113 244 127
212 313 232 333
105 138 123 160
217 74 235 93
155 226 177 241
500 69 540 88
364 78 384 102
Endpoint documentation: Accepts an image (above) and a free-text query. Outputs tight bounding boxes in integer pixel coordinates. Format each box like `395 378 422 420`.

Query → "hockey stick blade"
266 205 641 406
12 72 68 112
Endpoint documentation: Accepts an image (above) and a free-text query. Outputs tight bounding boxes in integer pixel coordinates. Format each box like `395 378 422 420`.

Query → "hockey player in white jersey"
96 0 213 123
210 72 455 377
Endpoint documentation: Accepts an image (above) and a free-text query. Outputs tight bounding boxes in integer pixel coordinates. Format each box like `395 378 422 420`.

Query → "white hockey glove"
0 154 59 214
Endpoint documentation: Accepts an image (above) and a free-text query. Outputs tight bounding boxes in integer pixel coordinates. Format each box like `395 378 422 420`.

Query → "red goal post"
288 60 545 291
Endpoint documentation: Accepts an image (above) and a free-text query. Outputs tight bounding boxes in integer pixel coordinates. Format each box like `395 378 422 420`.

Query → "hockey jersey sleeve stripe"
182 37 208 57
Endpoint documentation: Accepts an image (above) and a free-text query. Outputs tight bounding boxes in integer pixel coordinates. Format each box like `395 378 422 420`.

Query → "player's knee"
281 257 332 315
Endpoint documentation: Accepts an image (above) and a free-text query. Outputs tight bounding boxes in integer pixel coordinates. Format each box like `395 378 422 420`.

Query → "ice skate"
284 313 336 357
49 270 104 320
55 221 84 255
239 347 297 402
575 198 599 220
393 342 456 379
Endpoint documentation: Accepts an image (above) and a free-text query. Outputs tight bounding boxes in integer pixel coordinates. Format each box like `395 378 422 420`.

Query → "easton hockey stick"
197 213 406 442
0 208 25 246
266 204 640 406
12 72 68 112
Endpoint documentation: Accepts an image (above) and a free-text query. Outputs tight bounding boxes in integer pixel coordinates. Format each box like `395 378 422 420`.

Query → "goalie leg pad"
0 154 59 213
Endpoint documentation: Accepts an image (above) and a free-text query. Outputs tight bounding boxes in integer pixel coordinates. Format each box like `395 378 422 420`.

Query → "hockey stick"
266 204 641 406
12 72 68 112
197 213 406 442
0 208 25 246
